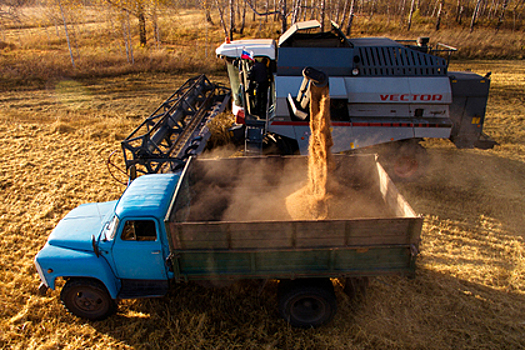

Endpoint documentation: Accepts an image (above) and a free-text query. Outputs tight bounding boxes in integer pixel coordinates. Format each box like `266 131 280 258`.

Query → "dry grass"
205 111 235 149
1 59 524 349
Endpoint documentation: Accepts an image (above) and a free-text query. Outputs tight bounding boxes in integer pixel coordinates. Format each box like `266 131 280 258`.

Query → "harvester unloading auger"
107 75 230 181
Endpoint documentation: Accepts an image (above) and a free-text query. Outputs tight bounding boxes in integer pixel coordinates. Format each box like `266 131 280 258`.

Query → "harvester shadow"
398 148 525 236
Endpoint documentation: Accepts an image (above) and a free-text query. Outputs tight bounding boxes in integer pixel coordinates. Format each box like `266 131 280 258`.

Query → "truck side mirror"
91 235 100 258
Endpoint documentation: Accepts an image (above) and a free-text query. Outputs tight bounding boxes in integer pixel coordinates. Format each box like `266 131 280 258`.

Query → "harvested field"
1 61 524 349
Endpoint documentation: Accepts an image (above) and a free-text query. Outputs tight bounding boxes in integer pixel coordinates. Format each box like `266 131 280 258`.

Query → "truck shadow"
87 148 525 348
89 270 525 349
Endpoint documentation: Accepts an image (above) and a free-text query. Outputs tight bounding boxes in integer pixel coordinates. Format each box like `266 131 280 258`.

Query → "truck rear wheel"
60 279 117 321
278 279 337 328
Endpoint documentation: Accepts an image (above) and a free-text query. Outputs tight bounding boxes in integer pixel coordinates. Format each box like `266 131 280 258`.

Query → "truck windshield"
103 215 120 241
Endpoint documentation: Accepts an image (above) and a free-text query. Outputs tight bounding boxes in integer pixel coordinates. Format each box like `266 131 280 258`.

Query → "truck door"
111 219 168 281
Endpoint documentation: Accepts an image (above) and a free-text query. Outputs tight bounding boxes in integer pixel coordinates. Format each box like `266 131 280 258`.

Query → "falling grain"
286 81 334 220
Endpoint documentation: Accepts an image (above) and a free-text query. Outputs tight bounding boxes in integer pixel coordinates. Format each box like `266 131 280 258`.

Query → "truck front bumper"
38 282 49 296
35 256 51 295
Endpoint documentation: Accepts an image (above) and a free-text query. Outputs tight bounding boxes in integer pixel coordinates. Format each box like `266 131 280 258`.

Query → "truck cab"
35 173 180 320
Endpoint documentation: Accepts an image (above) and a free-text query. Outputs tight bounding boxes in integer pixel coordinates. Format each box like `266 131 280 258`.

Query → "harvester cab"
215 39 277 121
215 38 278 155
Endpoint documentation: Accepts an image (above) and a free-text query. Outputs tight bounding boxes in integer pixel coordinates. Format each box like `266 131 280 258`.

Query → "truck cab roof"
115 174 180 220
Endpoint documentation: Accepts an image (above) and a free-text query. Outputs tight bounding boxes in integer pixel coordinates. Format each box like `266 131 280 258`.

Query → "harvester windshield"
216 39 277 118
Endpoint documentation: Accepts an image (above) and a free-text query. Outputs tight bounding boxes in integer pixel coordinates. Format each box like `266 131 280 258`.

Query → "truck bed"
166 155 422 282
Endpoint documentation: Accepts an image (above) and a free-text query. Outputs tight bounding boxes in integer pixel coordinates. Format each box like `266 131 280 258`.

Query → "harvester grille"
357 46 448 76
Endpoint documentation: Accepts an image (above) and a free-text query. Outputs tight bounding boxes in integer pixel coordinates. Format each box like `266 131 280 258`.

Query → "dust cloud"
183 80 390 223
183 152 390 223
186 157 305 222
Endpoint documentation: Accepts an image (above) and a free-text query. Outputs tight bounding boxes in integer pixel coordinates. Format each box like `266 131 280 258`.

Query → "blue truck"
35 154 422 328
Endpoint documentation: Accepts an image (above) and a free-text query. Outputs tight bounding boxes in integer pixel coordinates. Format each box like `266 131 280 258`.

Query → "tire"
380 140 427 181
60 279 117 321
278 279 337 328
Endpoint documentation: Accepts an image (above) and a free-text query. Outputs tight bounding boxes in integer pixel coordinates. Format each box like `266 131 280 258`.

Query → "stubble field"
0 61 524 349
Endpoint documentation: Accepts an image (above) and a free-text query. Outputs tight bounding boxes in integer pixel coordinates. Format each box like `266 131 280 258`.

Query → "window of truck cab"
119 219 158 242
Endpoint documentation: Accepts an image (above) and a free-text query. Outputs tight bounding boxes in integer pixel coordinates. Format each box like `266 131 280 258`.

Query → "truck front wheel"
60 279 117 321
278 279 337 328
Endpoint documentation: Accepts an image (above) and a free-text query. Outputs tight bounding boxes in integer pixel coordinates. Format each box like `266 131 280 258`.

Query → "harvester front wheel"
393 154 420 179
60 279 117 321
381 140 427 181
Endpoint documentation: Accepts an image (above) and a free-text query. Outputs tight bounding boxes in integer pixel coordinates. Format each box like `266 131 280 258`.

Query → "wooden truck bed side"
165 155 422 282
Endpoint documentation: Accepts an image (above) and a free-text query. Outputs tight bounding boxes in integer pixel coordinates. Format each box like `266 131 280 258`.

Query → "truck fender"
35 244 121 299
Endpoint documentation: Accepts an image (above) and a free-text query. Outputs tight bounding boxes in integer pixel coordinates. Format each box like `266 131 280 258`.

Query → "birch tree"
407 0 416 30
280 0 287 33
229 0 235 39
496 0 510 30
215 0 229 38
470 0 482 31
104 0 149 46
435 0 444 30
345 0 355 35
244 0 282 31
56 0 76 68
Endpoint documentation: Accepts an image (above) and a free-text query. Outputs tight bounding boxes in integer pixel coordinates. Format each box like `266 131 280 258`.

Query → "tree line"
0 0 523 68
2 0 525 41
211 0 525 37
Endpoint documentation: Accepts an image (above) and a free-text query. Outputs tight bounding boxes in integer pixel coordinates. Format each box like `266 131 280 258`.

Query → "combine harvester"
112 20 495 180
